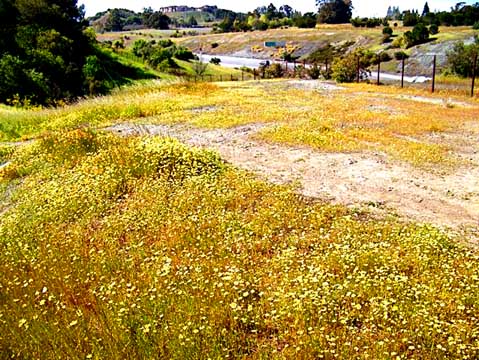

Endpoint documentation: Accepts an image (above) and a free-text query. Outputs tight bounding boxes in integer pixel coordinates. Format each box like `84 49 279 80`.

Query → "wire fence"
182 54 479 98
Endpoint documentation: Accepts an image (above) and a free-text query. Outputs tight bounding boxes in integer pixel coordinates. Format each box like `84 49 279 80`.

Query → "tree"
186 15 198 27
382 25 393 42
144 11 170 29
0 0 93 104
402 10 419 26
331 48 373 82
279 5 294 18
429 23 439 35
447 37 479 77
105 9 124 31
192 58 208 76
403 23 430 48
294 12 317 28
422 2 430 17
0 0 19 56
0 0 151 105
317 0 353 24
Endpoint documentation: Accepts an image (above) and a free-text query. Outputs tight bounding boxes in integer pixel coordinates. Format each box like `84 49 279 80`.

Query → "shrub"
331 49 373 83
210 57 221 65
447 38 479 77
379 52 392 62
174 47 195 61
157 58 179 73
429 24 439 35
394 51 409 60
383 26 393 36
147 48 173 68
307 64 321 79
132 39 151 58
265 63 284 78
403 23 430 48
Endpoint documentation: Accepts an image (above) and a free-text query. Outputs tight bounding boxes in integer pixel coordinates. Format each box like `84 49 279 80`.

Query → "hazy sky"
78 0 476 18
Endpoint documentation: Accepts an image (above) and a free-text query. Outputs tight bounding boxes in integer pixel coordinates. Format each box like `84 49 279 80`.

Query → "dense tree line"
0 0 151 106
386 2 479 27
90 8 170 32
316 0 353 24
131 39 195 73
215 3 320 33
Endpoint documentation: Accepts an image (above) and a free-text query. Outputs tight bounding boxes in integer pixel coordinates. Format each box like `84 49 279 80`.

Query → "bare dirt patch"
106 122 479 236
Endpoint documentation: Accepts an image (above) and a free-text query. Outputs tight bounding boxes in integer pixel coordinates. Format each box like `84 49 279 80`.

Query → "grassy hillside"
174 25 477 74
1 80 478 358
167 10 216 24
98 24 478 76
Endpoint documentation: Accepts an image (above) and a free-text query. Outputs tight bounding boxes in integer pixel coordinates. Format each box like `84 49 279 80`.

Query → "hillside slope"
174 25 477 75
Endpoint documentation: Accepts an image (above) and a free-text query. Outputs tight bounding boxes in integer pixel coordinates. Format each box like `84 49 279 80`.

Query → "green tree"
331 48 373 82
294 12 317 28
447 37 479 77
403 23 430 48
317 0 353 24
0 0 151 105
186 15 198 27
0 0 92 104
105 8 124 31
402 10 419 26
422 2 430 17
144 11 170 29
0 0 19 56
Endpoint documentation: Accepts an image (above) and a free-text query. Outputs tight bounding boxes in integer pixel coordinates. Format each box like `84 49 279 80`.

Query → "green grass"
0 128 478 359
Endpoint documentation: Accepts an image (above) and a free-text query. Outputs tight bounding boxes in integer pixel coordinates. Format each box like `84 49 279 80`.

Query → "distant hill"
160 5 237 26
88 5 238 32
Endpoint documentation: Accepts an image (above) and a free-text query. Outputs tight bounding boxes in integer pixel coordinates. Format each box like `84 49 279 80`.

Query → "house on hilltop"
159 5 218 13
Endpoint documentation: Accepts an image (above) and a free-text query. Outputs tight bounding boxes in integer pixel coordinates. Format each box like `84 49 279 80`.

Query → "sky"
78 0 477 18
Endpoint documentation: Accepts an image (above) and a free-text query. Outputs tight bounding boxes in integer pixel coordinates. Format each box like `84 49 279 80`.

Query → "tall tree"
317 0 353 24
0 0 19 56
422 2 430 16
265 3 279 20
0 0 146 105
279 5 294 18
0 0 93 104
144 11 170 29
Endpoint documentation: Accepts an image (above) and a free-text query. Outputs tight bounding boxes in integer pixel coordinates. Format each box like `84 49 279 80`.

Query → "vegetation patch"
1 128 478 358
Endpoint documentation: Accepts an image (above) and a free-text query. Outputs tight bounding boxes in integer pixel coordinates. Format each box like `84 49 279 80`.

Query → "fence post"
194 76 197 83
401 57 405 88
209 74 213 82
431 55 436 93
471 53 477 97
242 70 244 81
231 74 233 81
377 59 381 86
356 56 360 83
325 58 328 74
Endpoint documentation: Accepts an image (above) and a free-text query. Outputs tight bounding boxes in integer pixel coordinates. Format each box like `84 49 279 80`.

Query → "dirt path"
106 122 479 234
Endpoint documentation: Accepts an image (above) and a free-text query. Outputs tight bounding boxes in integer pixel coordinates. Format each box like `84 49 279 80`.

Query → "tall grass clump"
1 129 478 359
